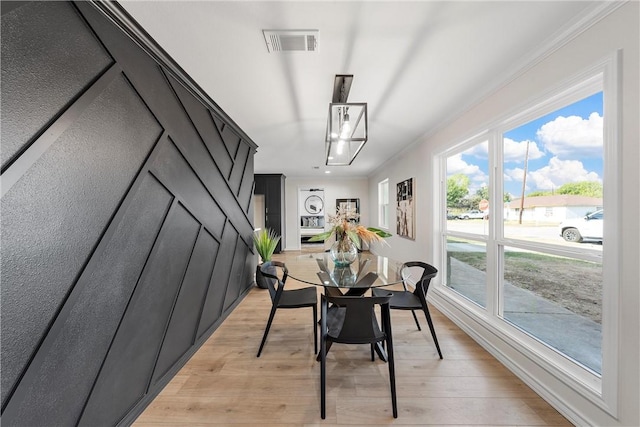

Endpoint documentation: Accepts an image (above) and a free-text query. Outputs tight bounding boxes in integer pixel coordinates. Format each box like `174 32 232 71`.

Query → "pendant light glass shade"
325 102 367 166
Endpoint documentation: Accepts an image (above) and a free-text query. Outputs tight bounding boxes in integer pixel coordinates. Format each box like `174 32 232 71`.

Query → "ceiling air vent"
263 30 318 53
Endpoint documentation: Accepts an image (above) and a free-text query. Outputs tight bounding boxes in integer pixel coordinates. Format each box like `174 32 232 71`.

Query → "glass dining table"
286 251 406 295
286 251 406 362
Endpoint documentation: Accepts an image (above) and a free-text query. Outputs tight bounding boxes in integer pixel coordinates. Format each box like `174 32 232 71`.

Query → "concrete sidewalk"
447 256 602 373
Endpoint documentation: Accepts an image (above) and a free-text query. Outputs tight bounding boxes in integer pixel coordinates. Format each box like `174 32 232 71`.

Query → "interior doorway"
254 194 265 231
299 188 325 248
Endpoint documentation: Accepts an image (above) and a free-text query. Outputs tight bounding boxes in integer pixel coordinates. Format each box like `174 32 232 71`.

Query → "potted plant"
253 228 281 289
308 206 391 267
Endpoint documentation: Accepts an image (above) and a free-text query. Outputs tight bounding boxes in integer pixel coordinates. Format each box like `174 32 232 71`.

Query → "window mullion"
486 130 500 318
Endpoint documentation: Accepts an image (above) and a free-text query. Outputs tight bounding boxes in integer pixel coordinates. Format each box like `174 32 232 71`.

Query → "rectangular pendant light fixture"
325 75 367 166
325 102 368 166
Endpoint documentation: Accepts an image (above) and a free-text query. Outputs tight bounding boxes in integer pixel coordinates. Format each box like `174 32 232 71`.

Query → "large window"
440 67 616 399
445 137 490 306
378 179 389 229
500 91 604 374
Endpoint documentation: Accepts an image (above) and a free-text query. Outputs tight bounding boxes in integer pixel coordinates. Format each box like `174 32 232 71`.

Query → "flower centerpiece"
308 206 391 267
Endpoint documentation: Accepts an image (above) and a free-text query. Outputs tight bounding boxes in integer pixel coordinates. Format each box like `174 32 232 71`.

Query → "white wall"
367 150 434 262
284 177 369 250
368 3 639 426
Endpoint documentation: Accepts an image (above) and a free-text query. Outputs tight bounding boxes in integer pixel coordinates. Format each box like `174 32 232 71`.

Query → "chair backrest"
323 294 392 344
402 261 437 297
260 260 287 301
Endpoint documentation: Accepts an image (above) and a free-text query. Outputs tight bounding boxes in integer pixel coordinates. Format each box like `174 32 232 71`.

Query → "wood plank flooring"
134 250 571 426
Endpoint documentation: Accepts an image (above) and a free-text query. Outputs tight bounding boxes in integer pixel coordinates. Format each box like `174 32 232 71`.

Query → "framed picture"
396 178 415 239
336 198 360 222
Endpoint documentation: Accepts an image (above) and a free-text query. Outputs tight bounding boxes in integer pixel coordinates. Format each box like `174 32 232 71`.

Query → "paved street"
447 219 603 251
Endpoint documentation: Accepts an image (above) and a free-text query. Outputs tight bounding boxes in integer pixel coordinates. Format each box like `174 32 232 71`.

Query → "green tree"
556 181 603 197
447 174 469 208
475 185 489 200
524 181 603 198
459 198 474 210
527 190 551 197
473 185 511 206
468 195 481 210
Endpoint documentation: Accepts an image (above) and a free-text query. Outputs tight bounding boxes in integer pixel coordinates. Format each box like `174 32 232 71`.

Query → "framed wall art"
396 178 415 239
336 198 360 223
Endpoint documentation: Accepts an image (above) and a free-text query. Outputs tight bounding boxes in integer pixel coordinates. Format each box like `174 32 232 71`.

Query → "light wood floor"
134 249 571 426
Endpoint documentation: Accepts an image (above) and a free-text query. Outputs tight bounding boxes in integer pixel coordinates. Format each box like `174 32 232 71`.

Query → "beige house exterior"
504 195 603 223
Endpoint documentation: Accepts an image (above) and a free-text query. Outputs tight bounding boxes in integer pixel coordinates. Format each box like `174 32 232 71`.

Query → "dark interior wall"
254 174 286 253
0 1 256 425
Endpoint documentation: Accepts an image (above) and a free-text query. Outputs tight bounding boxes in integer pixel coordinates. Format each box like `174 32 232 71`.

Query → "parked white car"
558 209 603 242
457 209 487 220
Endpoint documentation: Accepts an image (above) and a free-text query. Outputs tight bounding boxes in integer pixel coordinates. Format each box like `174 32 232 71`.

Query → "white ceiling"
119 1 600 178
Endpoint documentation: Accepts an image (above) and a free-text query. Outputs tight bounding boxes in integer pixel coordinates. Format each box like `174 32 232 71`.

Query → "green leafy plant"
253 228 281 262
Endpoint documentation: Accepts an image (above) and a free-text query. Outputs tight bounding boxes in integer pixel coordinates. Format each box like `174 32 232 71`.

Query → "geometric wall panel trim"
1 1 257 425
1 69 161 407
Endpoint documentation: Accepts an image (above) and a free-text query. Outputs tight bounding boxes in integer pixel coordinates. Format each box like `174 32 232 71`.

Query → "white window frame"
378 178 389 229
436 51 620 416
441 133 492 313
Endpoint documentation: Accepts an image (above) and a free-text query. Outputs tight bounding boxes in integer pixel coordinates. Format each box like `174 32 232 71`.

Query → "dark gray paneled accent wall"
196 221 243 340
0 0 113 169
0 1 257 426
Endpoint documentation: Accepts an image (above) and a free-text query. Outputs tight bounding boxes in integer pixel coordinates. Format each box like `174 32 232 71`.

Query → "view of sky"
448 92 604 199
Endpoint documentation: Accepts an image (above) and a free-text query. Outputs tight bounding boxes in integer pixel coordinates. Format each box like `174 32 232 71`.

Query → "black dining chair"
320 293 397 419
372 261 442 359
256 261 318 357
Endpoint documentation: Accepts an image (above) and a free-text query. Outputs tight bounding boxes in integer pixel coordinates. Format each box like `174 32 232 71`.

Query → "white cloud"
527 157 600 191
503 138 544 163
447 154 488 194
462 140 488 158
537 112 603 158
447 153 481 176
504 167 524 182
504 167 536 193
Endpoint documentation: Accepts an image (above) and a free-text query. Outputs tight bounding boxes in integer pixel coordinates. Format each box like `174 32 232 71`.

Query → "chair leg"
385 329 398 417
313 304 318 355
376 313 387 361
387 342 398 417
320 339 326 419
257 305 278 357
410 310 422 331
320 300 327 419
422 304 443 359
316 341 334 362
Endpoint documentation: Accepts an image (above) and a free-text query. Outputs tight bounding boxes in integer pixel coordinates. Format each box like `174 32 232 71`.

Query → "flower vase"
330 237 358 267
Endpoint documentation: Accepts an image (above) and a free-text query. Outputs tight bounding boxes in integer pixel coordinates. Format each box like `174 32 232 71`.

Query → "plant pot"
255 263 276 289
